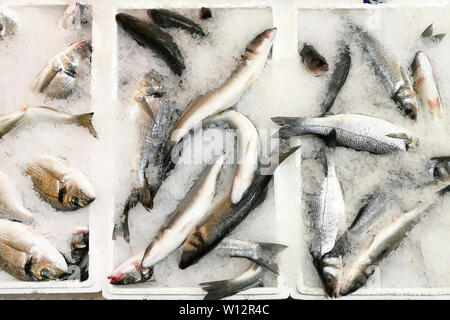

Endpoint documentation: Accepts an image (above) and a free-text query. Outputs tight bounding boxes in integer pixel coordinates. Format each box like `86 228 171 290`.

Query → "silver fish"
272 114 418 154
200 263 264 300
141 155 224 269
216 239 287 274
108 250 152 285
0 11 17 39
0 171 33 223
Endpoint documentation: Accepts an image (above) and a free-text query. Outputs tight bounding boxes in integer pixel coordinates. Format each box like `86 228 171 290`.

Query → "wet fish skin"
31 40 92 99
108 250 152 285
299 43 329 76
200 263 264 300
0 171 33 223
216 239 287 274
116 13 185 75
0 219 68 281
148 9 205 37
412 51 443 116
179 146 299 269
272 114 418 154
26 156 96 211
320 42 351 114
0 11 17 39
141 155 224 269
59 2 89 30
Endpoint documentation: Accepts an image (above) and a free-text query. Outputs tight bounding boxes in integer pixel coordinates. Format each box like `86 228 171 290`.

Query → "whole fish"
31 40 92 99
112 73 171 243
116 13 185 76
299 43 329 76
108 250 152 285
141 155 224 269
339 202 432 296
429 156 450 182
200 263 264 300
199 7 212 20
318 192 392 297
320 42 351 114
0 11 17 39
179 146 299 269
0 219 68 281
25 156 96 211
58 2 89 30
0 171 33 223
163 28 276 171
148 9 205 37
354 26 419 119
216 239 287 274
205 110 259 204
69 228 89 281
412 51 443 116
421 24 445 45
271 114 418 154
0 106 97 139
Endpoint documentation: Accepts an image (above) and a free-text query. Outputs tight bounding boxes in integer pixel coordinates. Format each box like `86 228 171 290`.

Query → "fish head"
316 254 343 298
339 264 374 296
72 40 92 61
245 27 277 58
61 173 96 210
29 253 69 280
395 87 419 120
134 72 165 102
430 157 450 181
108 260 153 285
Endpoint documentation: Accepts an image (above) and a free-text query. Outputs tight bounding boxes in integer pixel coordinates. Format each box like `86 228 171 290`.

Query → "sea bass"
148 9 205 37
0 171 33 223
108 250 152 285
179 146 299 269
272 114 418 154
113 73 171 243
25 156 96 211
141 155 224 269
0 106 97 139
31 40 92 99
412 51 443 116
0 219 68 281
116 13 185 76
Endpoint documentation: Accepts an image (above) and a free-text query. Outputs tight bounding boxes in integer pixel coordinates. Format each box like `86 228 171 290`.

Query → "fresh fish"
116 13 185 76
112 73 171 243
31 40 92 99
412 51 443 116
163 28 276 171
339 202 433 296
179 146 299 269
0 171 33 223
429 156 450 182
354 26 419 119
318 192 393 297
108 250 152 285
299 43 329 76
0 219 68 281
69 228 89 281
216 239 287 274
0 106 97 139
271 114 418 154
141 155 224 269
199 7 212 20
25 156 96 211
320 42 351 114
59 2 89 30
0 11 17 39
421 24 445 45
200 263 264 300
148 9 205 37
205 110 259 204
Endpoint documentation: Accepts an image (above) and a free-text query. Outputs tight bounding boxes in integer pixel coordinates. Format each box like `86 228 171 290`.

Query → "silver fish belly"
0 171 33 223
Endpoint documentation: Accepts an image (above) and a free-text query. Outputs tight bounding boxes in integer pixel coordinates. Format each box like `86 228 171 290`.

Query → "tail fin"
75 112 98 138
271 117 306 138
252 242 287 274
200 277 264 300
434 33 446 44
422 24 433 38
437 184 450 196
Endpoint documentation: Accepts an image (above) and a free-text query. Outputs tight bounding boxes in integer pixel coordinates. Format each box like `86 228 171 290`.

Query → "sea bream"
108 250 152 285
205 110 259 204
179 146 299 269
141 155 224 270
148 9 205 37
0 10 17 39
113 73 172 243
163 28 276 171
353 26 419 119
412 51 443 116
31 40 92 99
271 114 418 154
25 156 96 211
116 13 185 76
0 106 97 139
0 171 33 223
0 219 68 281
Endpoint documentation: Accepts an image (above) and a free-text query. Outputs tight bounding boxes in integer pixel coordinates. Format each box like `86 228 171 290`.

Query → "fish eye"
71 196 80 206
40 268 50 277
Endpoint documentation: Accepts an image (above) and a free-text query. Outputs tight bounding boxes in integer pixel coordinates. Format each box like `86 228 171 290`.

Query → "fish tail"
253 242 287 274
74 112 98 138
437 184 450 196
112 207 131 243
200 276 263 300
271 117 307 138
422 24 434 38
